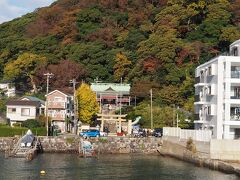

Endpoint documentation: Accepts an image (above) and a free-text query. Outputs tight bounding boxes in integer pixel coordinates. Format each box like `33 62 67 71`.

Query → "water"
0 153 238 180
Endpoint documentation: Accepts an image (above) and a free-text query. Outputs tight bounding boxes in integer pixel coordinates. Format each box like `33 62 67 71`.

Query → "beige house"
46 90 74 133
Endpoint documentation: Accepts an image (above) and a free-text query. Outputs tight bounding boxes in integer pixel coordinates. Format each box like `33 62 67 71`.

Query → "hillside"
0 0 240 114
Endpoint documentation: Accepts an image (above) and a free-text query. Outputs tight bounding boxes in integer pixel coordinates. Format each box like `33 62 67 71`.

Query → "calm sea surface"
0 153 238 180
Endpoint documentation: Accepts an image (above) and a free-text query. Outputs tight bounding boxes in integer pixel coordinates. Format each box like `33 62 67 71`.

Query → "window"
54 97 62 102
208 66 212 76
233 47 238 56
8 108 16 113
21 108 30 116
206 106 211 115
234 87 240 98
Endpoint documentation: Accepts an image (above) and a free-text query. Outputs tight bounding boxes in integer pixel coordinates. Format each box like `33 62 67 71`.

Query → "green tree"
76 83 99 124
3 53 47 93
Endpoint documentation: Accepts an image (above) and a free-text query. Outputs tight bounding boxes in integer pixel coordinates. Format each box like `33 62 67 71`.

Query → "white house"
194 39 240 139
6 96 45 126
0 81 15 97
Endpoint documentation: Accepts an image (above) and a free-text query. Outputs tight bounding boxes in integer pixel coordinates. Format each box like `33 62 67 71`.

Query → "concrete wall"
0 137 162 154
210 139 240 161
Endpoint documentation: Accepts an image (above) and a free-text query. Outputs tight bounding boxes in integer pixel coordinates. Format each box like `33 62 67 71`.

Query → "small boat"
6 129 41 160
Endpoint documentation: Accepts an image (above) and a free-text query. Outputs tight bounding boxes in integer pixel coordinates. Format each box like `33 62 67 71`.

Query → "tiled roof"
91 83 130 94
20 96 45 105
6 100 40 107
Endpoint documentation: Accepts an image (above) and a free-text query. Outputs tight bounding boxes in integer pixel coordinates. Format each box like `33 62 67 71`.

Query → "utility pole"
172 104 175 127
70 79 78 135
44 73 53 136
176 106 179 128
150 89 153 130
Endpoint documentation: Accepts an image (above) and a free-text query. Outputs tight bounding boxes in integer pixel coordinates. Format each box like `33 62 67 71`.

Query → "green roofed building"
90 82 131 113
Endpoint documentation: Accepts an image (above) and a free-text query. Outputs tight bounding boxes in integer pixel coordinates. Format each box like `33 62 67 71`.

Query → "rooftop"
6 100 41 107
91 83 130 93
20 96 45 105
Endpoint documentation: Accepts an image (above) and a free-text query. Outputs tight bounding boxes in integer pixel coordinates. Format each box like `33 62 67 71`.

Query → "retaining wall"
0 136 162 154
210 139 240 161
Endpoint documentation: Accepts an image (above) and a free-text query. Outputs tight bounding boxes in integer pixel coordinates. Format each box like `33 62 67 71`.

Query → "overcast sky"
0 0 56 24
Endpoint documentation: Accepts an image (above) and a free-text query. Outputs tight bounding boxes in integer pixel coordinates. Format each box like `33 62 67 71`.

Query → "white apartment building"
194 39 240 139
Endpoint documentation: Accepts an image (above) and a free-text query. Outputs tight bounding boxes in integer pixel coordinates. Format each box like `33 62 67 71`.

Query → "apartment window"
234 87 240 98
231 107 240 115
206 106 211 115
205 86 211 95
233 47 238 56
208 66 212 76
21 108 30 116
8 108 16 113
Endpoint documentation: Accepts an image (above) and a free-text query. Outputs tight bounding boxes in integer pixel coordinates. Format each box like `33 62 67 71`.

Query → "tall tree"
3 53 47 93
34 60 87 93
76 83 99 124
113 52 132 82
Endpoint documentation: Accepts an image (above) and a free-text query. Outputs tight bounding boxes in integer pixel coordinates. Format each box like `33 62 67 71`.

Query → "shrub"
65 137 75 144
12 123 22 127
0 126 47 137
186 137 197 153
98 137 108 143
22 119 41 129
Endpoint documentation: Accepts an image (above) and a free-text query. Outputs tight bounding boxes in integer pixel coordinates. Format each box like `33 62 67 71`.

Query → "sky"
0 0 57 24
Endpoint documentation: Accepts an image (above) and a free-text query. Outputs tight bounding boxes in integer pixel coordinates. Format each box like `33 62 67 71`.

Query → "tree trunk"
29 75 38 93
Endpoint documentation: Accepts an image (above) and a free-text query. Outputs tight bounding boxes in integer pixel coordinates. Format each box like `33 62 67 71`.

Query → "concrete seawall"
159 138 240 177
0 136 162 154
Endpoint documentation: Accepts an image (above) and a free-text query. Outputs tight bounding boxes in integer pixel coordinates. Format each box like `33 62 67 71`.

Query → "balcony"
231 71 240 78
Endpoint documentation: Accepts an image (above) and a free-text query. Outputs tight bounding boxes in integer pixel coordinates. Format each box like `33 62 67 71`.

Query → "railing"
230 115 240 121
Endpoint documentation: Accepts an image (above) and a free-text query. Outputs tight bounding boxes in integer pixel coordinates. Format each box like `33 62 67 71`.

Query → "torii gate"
97 114 132 134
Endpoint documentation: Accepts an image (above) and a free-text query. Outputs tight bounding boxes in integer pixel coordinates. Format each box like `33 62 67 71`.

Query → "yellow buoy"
40 170 46 175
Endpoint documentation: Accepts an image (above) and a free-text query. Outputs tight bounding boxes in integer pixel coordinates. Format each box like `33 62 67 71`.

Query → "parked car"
100 131 107 137
133 129 147 137
79 130 100 137
152 128 162 137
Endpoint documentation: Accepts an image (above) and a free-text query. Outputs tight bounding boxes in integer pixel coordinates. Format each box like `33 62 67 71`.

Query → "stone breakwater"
159 139 240 177
0 136 162 154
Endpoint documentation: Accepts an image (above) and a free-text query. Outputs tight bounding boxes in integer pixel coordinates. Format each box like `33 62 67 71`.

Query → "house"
90 82 131 113
6 96 45 126
45 90 74 133
194 39 240 139
0 81 15 97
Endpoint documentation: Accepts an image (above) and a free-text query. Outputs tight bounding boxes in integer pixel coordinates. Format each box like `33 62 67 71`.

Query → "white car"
100 131 107 137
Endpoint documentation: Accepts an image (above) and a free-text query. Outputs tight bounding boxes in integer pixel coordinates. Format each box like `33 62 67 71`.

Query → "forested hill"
0 0 240 111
